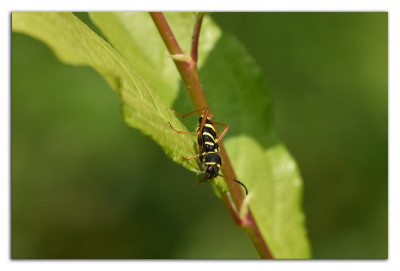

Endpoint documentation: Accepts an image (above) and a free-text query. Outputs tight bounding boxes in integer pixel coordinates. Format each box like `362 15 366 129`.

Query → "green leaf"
12 12 311 258
88 12 221 106
90 12 311 258
200 32 311 258
12 12 199 173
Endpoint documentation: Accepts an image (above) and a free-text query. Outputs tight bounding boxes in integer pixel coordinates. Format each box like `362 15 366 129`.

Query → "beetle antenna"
218 174 248 195
193 178 207 190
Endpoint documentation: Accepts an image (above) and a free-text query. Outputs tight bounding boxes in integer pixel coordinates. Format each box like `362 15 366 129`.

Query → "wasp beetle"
168 107 248 195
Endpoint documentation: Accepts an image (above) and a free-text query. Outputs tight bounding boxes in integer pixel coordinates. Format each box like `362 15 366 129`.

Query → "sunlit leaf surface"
13 12 311 258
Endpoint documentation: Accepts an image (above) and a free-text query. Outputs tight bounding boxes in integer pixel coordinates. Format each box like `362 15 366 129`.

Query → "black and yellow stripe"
169 107 248 194
198 116 219 152
203 152 222 169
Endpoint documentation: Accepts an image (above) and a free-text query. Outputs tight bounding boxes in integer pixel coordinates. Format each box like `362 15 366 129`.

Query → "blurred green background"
11 12 387 259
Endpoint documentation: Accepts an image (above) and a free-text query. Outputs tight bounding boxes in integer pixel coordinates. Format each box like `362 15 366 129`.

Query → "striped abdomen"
198 115 221 180
197 116 220 157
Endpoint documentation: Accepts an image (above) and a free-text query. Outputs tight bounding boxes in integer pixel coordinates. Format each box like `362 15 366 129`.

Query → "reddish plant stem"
221 194 273 259
149 12 184 56
191 13 204 62
149 12 273 259
149 12 206 111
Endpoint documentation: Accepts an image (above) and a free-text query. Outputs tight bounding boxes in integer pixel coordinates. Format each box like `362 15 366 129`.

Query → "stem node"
168 53 193 63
